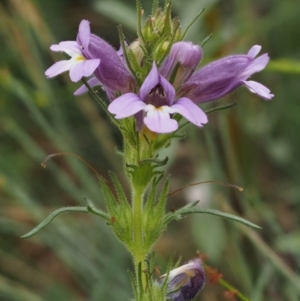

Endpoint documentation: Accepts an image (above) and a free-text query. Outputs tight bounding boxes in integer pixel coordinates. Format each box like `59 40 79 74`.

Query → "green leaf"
108 171 131 208
98 177 118 215
85 198 111 221
166 206 261 229
21 206 88 238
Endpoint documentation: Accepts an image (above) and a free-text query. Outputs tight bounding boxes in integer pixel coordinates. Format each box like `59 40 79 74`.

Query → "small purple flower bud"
163 259 205 301
160 42 202 89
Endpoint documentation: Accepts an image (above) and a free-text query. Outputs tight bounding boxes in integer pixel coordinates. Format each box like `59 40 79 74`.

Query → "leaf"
21 206 88 238
166 205 261 229
184 208 261 229
85 198 111 221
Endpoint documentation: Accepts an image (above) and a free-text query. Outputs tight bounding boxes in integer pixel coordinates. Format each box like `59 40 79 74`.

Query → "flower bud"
129 40 145 65
160 42 202 89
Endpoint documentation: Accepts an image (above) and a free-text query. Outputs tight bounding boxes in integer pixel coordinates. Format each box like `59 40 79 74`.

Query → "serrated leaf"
108 171 131 208
98 177 118 214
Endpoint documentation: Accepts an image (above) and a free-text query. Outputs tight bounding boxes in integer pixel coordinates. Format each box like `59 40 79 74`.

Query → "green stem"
132 186 147 296
218 277 251 301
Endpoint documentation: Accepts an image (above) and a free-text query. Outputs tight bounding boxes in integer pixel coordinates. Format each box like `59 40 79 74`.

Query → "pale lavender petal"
247 45 261 58
140 63 160 101
144 105 178 133
74 77 101 95
68 59 99 82
169 97 208 127
45 60 73 78
69 62 87 82
108 93 146 118
50 41 82 57
77 20 90 50
240 53 269 78
243 80 274 100
81 59 100 76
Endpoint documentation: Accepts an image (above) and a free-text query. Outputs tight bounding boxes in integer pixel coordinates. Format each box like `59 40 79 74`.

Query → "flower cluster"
45 20 273 134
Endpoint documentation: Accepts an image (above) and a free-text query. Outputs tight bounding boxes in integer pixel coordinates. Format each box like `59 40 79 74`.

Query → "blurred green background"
1 0 299 300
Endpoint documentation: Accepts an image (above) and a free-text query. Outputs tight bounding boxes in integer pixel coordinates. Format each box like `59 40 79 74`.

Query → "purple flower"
181 45 274 102
162 259 205 301
108 63 208 134
45 20 100 82
46 20 134 97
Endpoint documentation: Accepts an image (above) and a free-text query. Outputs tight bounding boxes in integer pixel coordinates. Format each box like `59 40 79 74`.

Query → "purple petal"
108 93 146 118
144 105 178 133
243 80 274 100
240 53 269 78
169 97 208 127
247 45 261 58
189 55 250 83
77 20 90 50
88 34 134 93
68 59 99 82
74 77 101 95
45 60 73 78
159 75 176 105
69 62 85 82
50 41 82 57
81 59 100 76
140 62 160 101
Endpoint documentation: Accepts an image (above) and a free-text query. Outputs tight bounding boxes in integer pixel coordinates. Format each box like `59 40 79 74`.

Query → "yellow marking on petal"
73 54 86 62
